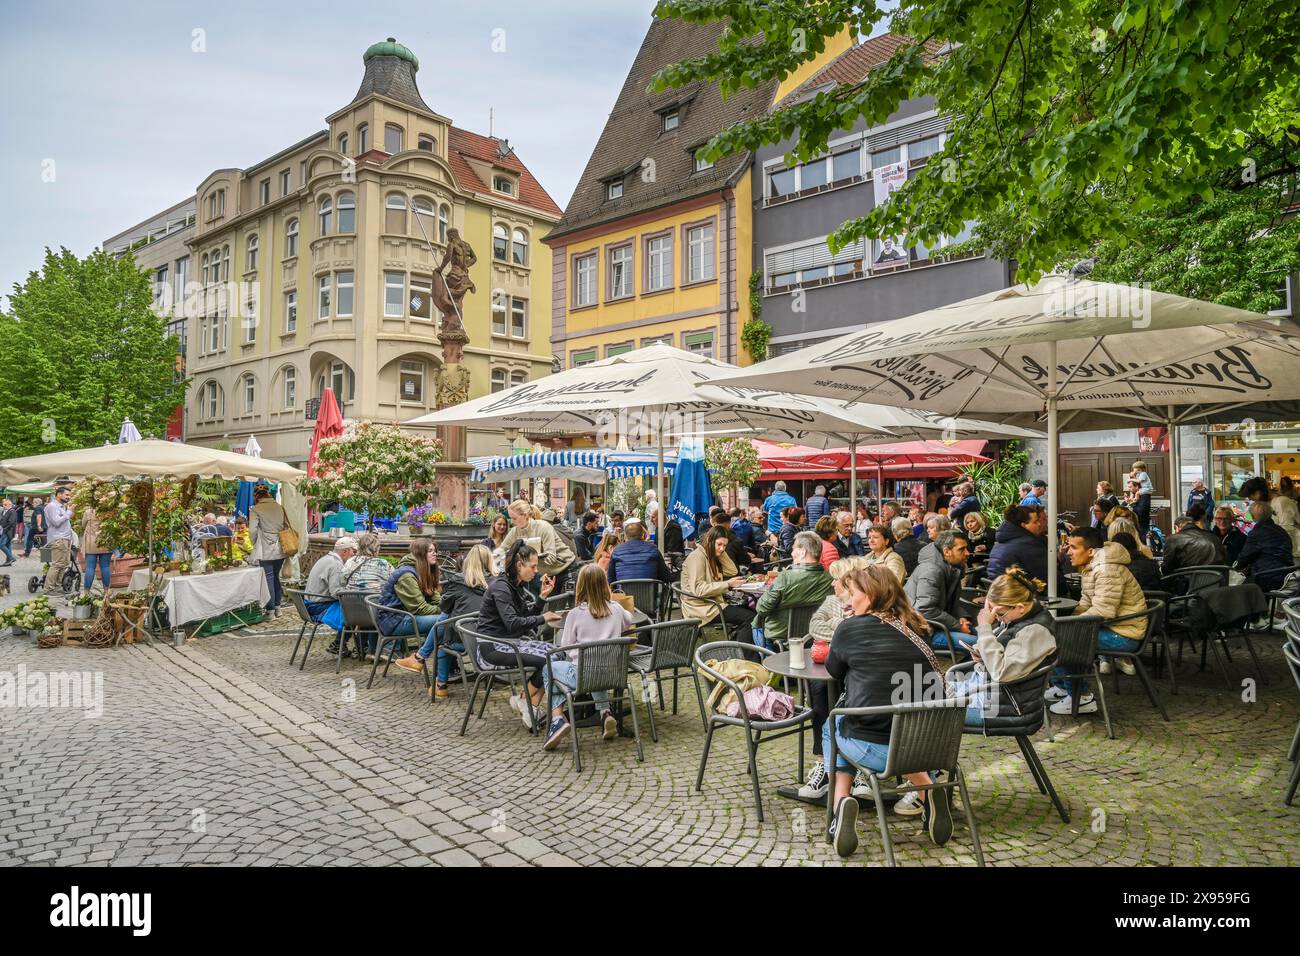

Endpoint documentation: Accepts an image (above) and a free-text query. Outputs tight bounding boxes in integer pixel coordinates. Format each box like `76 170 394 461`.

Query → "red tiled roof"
778 34 943 107
447 127 563 218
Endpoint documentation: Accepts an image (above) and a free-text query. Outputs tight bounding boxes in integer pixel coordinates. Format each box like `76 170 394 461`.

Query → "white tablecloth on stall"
127 567 269 625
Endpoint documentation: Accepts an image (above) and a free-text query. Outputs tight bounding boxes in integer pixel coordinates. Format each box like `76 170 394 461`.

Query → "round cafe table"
765 650 838 807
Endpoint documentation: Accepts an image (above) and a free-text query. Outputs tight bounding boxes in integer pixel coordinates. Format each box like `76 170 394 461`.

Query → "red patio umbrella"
757 439 990 513
307 388 345 528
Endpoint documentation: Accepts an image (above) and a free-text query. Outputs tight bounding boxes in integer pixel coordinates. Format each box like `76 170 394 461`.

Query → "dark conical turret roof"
352 37 433 113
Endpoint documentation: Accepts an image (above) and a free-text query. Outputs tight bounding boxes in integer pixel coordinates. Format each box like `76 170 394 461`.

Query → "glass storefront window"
1213 453 1256 501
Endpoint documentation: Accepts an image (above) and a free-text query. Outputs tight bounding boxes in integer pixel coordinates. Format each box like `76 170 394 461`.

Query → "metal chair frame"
1098 600 1170 721
543 638 643 772
360 596 430 691
924 617 969 666
628 619 703 739
693 641 813 823
336 590 379 674
1051 614 1113 739
456 619 543 736
1283 640 1300 807
824 696 985 866
613 578 670 622
286 588 335 668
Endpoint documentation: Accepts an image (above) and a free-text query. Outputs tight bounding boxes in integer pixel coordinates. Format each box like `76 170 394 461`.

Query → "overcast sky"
0 0 657 300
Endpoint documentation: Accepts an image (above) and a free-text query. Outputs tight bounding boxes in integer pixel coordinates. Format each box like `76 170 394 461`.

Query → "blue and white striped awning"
469 449 678 483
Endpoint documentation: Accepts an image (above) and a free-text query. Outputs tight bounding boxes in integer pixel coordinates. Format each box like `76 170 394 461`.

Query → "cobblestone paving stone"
2 553 1297 867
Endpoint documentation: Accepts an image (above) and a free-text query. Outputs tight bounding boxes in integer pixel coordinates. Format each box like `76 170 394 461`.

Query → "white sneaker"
796 760 829 799
519 699 539 729
1115 658 1136 676
893 791 925 817
1098 660 1112 675
1043 686 1068 702
851 770 874 800
1050 694 1098 715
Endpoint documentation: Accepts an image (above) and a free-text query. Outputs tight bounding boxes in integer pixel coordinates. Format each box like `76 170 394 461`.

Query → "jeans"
0 532 14 564
751 626 769 650
1133 494 1151 536
385 613 440 656
822 716 890 773
83 552 111 589
259 558 284 610
305 600 335 622
416 612 449 659
24 526 42 554
545 658 610 713
1052 627 1140 696
412 612 466 684
948 671 990 727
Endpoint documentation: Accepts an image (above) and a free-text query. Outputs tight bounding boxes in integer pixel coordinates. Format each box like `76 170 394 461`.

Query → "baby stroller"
28 544 81 594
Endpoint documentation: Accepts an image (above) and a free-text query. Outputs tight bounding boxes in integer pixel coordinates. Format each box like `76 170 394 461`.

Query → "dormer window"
338 132 349 155
663 109 680 132
493 176 514 195
694 152 714 173
606 180 624 201
384 124 403 154
418 134 435 152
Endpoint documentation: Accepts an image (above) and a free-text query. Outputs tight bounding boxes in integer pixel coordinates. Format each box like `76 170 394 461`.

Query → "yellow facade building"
543 17 850 368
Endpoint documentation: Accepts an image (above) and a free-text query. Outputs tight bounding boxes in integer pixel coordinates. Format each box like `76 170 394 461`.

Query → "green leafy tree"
0 247 188 458
962 441 1030 519
652 1 1300 297
705 436 761 501
299 422 443 527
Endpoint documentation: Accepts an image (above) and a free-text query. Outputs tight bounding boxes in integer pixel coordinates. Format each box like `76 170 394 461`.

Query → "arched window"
357 123 369 153
316 360 355 402
512 228 528 266
318 196 332 236
384 124 403 154
200 253 209 285
511 369 527 387
385 193 407 233
221 245 230 281
336 191 355 233
285 218 299 258
245 234 259 272
418 134 435 152
338 132 349 155
492 223 508 261
412 197 435 238
200 380 224 420
281 366 297 409
438 204 449 243
241 373 256 414
491 368 506 393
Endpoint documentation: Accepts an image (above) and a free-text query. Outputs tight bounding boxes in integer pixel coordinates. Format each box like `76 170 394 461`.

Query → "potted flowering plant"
10 597 55 637
69 592 98 620
406 503 433 534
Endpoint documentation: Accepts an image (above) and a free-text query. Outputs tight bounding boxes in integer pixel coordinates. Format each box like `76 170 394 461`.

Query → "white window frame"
663 110 680 132
384 123 403 154
490 368 507 392
686 223 715 284
684 330 715 358
242 374 256 414
335 270 354 317
491 292 508 336
258 179 270 205
645 232 673 292
336 191 355 234
608 243 633 299
570 348 597 368
510 296 527 339
245 233 258 272
283 367 297 409
399 360 425 404
317 275 331 319
284 219 299 258
573 253 597 308
384 271 406 317
512 228 528 266
493 223 508 261
318 197 332 237
284 291 297 333
606 180 623 201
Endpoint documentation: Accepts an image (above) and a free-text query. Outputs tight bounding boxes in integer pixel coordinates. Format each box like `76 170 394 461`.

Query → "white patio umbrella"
118 418 143 444
406 343 1033 546
0 439 305 484
718 275 1300 593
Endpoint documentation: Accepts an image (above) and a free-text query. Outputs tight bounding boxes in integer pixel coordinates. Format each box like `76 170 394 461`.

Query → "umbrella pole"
656 431 665 554
1047 341 1059 600
876 461 883 521
1167 405 1180 537
849 442 857 519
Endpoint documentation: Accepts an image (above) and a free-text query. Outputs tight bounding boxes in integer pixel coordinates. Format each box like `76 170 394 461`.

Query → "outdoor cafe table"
764 650 838 807
129 566 270 635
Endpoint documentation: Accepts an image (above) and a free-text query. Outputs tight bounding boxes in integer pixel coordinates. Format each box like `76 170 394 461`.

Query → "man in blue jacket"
804 485 831 525
762 481 797 534
608 520 672 585
986 503 1063 590
1020 480 1047 507
1185 479 1214 517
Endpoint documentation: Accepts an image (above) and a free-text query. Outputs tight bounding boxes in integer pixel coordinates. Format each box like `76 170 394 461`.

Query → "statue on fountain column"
430 227 476 344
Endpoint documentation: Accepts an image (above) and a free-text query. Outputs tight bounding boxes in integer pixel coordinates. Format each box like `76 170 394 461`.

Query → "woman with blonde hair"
963 511 995 554
947 567 1056 728
482 512 509 552
825 565 950 856
540 562 635 749
592 530 620 573
1106 516 1151 556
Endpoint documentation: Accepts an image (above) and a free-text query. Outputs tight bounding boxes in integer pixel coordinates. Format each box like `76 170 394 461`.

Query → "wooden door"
1060 453 1105 527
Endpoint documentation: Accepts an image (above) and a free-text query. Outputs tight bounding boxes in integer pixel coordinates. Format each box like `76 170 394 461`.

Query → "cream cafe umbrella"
0 439 306 484
406 343 1036 545
718 275 1300 593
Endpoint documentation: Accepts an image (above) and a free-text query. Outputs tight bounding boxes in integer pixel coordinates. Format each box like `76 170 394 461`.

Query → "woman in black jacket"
1111 532 1162 592
824 565 951 858
777 507 805 557
476 541 563 728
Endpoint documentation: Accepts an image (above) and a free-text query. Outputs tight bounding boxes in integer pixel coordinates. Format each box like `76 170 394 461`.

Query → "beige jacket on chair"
679 547 737 625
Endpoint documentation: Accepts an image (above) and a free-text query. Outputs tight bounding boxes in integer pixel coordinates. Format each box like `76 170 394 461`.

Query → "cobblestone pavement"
2 549 1297 867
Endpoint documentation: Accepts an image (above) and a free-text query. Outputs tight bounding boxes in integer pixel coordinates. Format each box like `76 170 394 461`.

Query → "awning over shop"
757 439 989 480
469 448 679 484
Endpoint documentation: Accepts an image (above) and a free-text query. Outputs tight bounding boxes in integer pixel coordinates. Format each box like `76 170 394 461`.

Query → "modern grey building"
750 36 1012 359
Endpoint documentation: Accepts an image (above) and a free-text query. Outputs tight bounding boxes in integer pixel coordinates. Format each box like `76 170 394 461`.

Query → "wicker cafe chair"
1050 614 1113 739
286 588 335 668
825 696 985 866
628 618 703 740
544 638 643 772
947 661 1069 823
693 641 813 823
1099 600 1170 722
359 596 429 690
456 619 543 736
614 578 669 622
337 590 378 674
